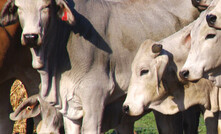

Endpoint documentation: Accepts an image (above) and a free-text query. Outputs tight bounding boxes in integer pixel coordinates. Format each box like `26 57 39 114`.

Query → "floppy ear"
10 95 41 121
0 0 18 27
154 54 168 95
56 0 75 25
156 55 169 81
184 33 191 49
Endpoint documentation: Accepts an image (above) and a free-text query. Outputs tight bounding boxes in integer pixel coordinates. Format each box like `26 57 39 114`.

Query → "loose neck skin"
34 4 71 106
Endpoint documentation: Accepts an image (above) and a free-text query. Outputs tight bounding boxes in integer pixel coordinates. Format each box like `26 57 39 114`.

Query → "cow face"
206 0 221 29
123 40 168 116
0 0 74 69
191 0 213 11
0 0 74 47
180 12 221 87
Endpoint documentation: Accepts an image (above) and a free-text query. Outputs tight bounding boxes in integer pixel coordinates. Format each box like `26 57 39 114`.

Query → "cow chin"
125 103 144 116
30 48 44 69
32 58 44 69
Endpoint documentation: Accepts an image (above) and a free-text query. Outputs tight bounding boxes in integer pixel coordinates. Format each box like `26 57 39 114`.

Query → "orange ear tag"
62 11 68 21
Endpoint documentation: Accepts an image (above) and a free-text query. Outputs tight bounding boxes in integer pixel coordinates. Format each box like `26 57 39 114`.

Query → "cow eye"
140 69 149 76
26 106 32 111
205 34 216 40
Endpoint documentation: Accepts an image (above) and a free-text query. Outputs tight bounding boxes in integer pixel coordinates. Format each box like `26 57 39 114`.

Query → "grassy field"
106 112 206 134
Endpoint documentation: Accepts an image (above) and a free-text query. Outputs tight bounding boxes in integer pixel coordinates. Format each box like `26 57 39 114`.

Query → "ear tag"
62 11 68 21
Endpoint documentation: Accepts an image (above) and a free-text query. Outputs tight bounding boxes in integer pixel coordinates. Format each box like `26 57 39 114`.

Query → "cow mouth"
197 5 208 11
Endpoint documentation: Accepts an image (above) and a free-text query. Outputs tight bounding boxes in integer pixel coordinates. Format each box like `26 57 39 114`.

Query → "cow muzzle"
179 70 189 80
23 34 40 48
192 0 210 11
122 105 130 114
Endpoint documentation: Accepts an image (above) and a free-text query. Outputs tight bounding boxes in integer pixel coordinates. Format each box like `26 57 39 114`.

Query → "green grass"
105 112 206 134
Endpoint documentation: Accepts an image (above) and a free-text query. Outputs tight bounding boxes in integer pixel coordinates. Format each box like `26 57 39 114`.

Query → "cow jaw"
30 48 44 69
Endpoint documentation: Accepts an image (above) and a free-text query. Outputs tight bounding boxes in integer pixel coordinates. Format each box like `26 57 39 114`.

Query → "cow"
9 94 64 134
0 0 207 133
179 1 221 86
0 0 67 133
123 13 220 133
0 3 39 133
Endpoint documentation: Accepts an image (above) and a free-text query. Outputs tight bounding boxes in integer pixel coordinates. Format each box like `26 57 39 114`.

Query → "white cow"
0 0 207 133
180 1 221 86
123 13 220 133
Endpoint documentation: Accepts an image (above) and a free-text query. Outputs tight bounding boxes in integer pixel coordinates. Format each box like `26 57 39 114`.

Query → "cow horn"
152 44 162 53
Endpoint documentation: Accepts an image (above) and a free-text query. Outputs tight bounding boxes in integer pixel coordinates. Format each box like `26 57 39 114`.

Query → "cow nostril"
24 34 38 40
206 14 217 26
196 0 201 3
179 70 189 79
122 105 130 114
23 34 39 47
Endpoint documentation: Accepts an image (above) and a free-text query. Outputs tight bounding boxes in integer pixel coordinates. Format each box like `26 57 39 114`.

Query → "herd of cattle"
1 0 221 133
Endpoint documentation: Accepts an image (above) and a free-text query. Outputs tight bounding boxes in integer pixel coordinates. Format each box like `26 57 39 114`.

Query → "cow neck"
37 11 71 107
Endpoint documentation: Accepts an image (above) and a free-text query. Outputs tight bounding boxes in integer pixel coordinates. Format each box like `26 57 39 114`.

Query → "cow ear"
56 0 75 25
0 0 18 27
10 95 41 121
154 54 168 95
184 33 191 49
156 55 169 83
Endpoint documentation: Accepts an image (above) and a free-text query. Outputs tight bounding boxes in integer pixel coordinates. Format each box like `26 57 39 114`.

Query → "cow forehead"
193 19 216 40
15 0 51 8
191 15 209 39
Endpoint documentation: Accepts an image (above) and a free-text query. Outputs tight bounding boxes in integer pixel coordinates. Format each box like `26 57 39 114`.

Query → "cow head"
123 40 169 116
191 0 213 11
180 11 221 87
10 95 64 134
0 0 75 69
206 0 221 29
1 0 74 47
